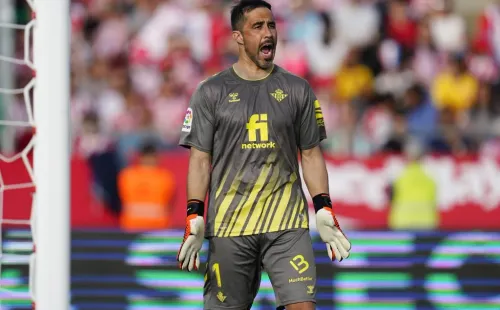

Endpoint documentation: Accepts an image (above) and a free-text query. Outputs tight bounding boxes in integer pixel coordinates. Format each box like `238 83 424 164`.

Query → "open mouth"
260 42 274 59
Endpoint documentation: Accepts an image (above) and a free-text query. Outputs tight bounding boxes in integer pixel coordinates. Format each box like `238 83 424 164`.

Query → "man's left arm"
301 146 351 262
298 83 351 262
298 82 328 196
301 146 328 198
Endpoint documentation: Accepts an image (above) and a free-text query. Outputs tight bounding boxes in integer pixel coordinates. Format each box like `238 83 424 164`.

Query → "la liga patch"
182 108 193 132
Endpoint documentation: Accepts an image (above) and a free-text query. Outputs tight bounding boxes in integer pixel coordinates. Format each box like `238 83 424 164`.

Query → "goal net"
0 0 70 309
0 0 36 308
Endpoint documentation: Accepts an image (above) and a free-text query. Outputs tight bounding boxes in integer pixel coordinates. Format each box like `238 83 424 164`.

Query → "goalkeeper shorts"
203 228 316 309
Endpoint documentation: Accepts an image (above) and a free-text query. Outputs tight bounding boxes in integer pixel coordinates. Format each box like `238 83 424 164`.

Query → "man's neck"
233 57 273 81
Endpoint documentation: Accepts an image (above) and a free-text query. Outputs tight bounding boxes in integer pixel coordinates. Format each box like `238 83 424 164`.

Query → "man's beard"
244 44 274 70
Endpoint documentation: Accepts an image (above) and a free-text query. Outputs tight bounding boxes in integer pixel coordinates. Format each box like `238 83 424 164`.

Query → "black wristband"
187 199 204 217
312 193 332 213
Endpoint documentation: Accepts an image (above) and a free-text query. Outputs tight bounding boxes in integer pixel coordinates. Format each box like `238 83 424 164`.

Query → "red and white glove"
177 200 205 271
314 194 351 262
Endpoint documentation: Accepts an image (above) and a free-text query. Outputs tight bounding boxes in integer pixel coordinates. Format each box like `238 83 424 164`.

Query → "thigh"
261 229 316 308
204 235 261 310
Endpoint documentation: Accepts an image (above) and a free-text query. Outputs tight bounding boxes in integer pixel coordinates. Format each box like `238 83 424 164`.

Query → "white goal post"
33 0 70 309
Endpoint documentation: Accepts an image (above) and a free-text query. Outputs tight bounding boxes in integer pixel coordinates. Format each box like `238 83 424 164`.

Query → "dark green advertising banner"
0 230 499 309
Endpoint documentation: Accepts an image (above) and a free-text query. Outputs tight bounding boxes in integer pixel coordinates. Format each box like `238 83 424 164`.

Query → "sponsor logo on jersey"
228 93 240 103
242 113 276 149
181 108 193 132
288 276 313 283
270 89 288 102
241 142 276 149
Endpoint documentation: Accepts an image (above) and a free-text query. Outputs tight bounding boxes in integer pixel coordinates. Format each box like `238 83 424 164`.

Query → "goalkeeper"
177 1 351 309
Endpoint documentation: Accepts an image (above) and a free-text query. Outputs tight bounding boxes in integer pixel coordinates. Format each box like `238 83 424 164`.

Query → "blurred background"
0 0 499 309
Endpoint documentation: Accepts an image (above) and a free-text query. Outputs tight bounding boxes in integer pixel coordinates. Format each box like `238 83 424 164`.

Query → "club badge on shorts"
182 108 193 132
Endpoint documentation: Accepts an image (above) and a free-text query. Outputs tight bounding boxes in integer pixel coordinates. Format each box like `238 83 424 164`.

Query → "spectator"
385 0 417 49
113 90 149 135
74 111 113 159
114 91 160 168
91 2 129 60
128 0 161 35
361 94 395 153
332 48 374 104
473 1 500 65
162 33 204 95
286 0 321 43
85 57 109 97
429 0 467 54
412 18 441 86
198 0 232 71
381 110 407 154
332 0 380 48
432 54 479 113
467 46 499 85
374 39 415 99
429 108 471 155
75 112 122 215
480 121 500 157
94 57 130 134
306 11 348 83
467 83 500 147
118 141 176 231
388 139 438 230
150 77 188 148
403 84 438 144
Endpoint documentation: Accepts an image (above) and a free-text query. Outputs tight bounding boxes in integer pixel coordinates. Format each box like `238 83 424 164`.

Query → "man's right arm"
177 83 214 271
178 146 210 271
187 147 211 202
179 82 215 204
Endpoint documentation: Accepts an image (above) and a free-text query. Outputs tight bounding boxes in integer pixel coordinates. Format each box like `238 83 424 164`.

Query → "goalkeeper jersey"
179 65 326 237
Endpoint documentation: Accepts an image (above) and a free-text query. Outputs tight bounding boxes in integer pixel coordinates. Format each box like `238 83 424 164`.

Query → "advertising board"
0 230 498 309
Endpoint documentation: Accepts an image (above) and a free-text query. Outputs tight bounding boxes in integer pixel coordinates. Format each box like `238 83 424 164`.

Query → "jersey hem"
205 224 309 238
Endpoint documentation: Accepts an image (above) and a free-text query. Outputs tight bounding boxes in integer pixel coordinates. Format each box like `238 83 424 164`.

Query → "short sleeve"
179 85 214 153
298 84 327 150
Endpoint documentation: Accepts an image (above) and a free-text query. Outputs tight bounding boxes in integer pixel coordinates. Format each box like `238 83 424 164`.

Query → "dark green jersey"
179 65 326 237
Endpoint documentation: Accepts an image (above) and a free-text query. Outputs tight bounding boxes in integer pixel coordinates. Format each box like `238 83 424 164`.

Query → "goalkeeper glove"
177 199 205 271
313 193 351 262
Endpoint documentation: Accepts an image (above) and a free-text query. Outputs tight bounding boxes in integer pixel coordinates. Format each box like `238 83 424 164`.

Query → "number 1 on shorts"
212 263 222 288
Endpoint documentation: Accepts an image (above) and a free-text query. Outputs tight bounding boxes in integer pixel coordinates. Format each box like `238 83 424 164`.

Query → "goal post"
33 0 71 309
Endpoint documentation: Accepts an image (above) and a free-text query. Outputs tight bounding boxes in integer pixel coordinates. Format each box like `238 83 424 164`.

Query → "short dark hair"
407 84 425 100
230 0 272 31
139 140 158 156
82 111 99 125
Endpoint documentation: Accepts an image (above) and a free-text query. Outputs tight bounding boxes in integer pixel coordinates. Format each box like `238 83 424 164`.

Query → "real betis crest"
270 89 288 102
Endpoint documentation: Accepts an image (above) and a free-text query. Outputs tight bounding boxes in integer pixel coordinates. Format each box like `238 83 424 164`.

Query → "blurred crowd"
7 0 500 162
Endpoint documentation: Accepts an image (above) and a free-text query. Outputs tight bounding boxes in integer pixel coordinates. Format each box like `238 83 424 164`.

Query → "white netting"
0 0 36 308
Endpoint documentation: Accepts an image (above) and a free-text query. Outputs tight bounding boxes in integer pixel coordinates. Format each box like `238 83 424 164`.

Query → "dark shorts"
203 228 316 309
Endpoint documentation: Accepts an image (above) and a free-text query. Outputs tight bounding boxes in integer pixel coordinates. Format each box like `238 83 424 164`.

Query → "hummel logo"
271 89 288 102
217 291 227 302
307 285 315 295
229 93 240 102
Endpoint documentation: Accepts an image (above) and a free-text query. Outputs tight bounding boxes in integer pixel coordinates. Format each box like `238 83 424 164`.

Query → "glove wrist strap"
187 199 204 217
312 193 332 213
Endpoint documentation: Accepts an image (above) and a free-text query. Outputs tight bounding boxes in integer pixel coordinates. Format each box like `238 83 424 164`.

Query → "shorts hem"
204 302 252 310
278 298 316 307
